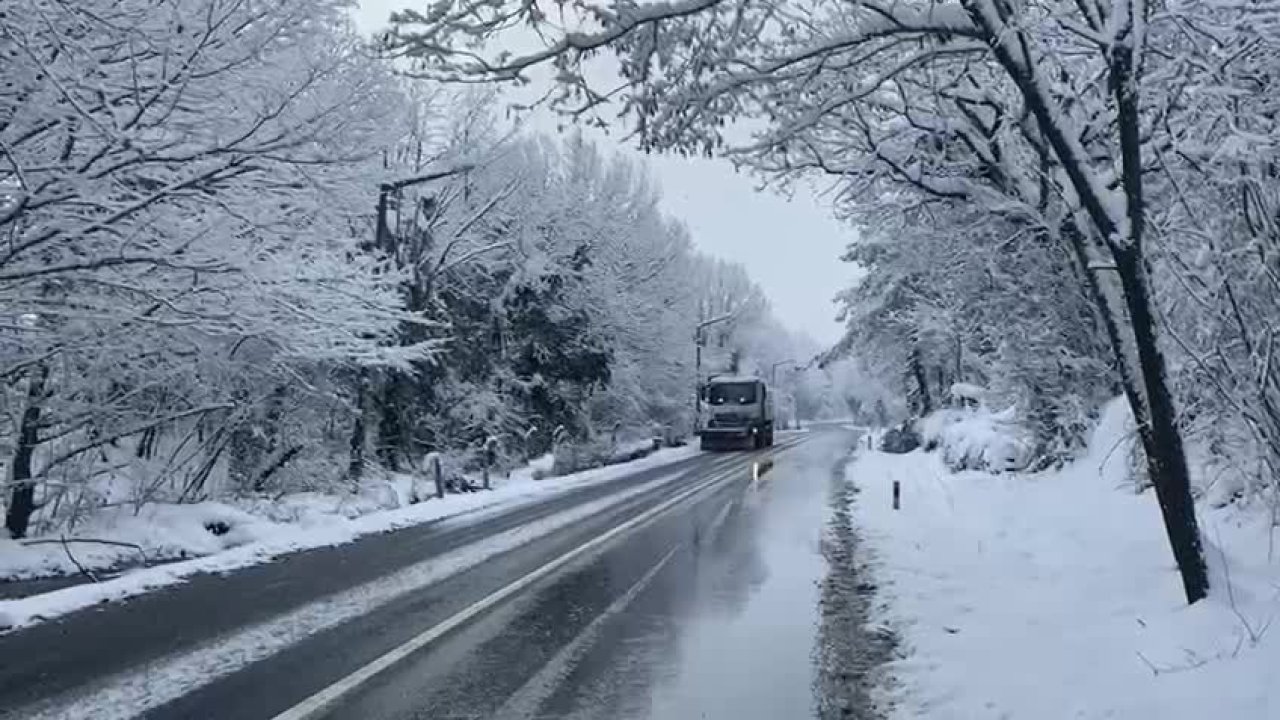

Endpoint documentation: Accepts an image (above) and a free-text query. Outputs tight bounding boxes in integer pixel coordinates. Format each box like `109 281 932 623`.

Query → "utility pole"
351 163 474 482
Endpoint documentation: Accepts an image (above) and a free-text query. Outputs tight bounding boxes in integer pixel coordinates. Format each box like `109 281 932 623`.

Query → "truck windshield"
707 382 757 405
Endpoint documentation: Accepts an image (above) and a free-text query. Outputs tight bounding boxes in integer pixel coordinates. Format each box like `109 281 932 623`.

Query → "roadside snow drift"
850 399 1280 719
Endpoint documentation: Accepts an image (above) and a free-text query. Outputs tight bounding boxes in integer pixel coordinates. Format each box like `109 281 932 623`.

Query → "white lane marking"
706 497 737 541
270 462 750 720
14 460 749 720
491 544 682 720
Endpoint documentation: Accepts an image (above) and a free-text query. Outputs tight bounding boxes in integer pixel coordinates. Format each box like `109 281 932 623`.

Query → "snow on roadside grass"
0 445 697 631
851 399 1280 719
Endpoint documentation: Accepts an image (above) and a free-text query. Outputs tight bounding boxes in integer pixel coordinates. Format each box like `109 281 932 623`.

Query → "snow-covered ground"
0 444 697 631
851 400 1280 719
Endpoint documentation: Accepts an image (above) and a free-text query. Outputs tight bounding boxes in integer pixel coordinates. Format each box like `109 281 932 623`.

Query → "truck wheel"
766 431 774 447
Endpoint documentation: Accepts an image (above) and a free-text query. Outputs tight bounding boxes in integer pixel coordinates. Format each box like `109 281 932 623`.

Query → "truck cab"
698 376 775 450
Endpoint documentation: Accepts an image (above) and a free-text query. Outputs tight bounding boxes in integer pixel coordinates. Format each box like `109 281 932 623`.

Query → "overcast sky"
352 3 858 345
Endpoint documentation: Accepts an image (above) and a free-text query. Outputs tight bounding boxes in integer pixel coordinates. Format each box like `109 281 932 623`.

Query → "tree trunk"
1113 247 1210 603
378 371 408 471
257 445 304 490
137 426 158 460
348 369 370 483
429 453 444 499
1058 223 1152 438
954 335 963 392
250 384 289 493
7 365 49 539
1109 13 1208 604
908 347 933 416
966 0 1208 603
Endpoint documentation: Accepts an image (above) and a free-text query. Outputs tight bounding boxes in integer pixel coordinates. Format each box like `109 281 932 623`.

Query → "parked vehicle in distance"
697 375 774 451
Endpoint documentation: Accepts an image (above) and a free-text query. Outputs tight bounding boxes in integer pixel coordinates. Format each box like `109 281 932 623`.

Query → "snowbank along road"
0 428 863 720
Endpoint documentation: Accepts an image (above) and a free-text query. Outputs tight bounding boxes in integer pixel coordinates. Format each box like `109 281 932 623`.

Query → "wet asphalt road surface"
321 429 850 720
0 427 857 720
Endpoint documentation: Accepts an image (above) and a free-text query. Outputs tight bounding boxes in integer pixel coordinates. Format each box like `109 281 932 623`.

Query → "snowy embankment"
851 400 1280 718
0 443 696 630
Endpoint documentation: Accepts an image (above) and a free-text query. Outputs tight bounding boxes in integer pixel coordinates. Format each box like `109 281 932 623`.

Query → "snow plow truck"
697 375 775 451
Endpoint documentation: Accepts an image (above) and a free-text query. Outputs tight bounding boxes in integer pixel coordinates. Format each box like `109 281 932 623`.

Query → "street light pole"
771 356 826 427
770 359 797 385
769 359 796 429
695 326 703 418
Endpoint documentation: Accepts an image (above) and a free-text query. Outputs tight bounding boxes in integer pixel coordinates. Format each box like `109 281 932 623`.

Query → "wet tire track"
814 444 896 720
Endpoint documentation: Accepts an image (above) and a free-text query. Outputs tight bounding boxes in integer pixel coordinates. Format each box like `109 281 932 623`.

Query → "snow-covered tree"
1 0 430 536
0 0 834 549
374 0 1280 602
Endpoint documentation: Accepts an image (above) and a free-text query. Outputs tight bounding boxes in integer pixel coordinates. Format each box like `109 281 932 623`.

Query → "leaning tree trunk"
1108 17 1209 604
1114 247 1210 603
966 0 1208 603
7 364 49 539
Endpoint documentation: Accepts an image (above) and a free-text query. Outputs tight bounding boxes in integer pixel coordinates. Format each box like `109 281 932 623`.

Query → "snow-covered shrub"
549 436 661 477
551 438 613 476
920 407 1034 473
949 382 985 406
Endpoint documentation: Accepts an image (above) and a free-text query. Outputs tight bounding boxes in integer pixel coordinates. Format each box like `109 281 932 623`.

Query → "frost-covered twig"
21 537 148 569
59 535 98 583
1135 648 1211 676
1214 524 1272 646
